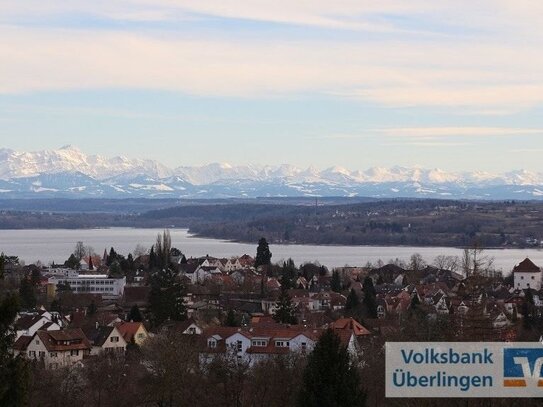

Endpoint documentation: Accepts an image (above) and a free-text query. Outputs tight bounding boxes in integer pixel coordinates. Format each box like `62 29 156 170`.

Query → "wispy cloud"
375 127 543 138
1 1 543 114
319 127 543 140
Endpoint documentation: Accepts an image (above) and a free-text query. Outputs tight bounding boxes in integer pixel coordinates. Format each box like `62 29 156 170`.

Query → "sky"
1 1 543 172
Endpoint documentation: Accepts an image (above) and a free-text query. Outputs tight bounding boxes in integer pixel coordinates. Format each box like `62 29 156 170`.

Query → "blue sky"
1 1 543 172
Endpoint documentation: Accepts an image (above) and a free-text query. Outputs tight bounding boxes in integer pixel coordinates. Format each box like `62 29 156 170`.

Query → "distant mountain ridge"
1 145 543 199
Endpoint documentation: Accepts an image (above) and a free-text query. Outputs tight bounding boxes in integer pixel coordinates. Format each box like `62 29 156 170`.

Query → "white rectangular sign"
386 342 543 398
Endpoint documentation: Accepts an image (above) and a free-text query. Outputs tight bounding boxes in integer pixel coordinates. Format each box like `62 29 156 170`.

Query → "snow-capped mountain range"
1 145 543 200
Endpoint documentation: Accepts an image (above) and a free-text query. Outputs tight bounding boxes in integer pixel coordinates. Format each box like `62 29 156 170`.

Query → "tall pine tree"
18 278 36 310
148 269 186 327
127 305 143 322
345 288 360 311
361 277 377 319
331 271 342 292
0 295 30 406
255 238 272 268
273 286 297 324
298 329 366 407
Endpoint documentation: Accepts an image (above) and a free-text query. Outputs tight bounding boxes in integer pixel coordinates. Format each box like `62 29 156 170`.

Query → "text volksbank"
386 342 543 398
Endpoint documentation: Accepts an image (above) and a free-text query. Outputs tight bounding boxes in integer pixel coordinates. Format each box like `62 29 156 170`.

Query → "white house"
513 258 542 290
15 311 62 340
16 329 91 369
200 325 357 367
84 325 127 356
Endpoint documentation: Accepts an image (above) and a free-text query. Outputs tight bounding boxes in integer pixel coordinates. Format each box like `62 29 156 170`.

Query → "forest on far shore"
2 198 543 249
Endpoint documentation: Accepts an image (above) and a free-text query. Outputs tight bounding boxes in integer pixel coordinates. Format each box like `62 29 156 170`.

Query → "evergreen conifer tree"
0 295 30 406
148 269 186 327
255 238 272 268
331 271 342 292
361 277 377 319
225 309 239 327
298 329 366 407
127 305 143 322
345 288 360 310
273 287 297 324
18 278 36 310
87 300 97 316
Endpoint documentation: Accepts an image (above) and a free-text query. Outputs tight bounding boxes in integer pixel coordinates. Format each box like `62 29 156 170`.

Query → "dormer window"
252 340 267 347
208 339 217 349
275 341 290 348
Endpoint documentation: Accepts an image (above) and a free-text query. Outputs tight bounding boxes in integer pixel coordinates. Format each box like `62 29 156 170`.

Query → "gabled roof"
157 319 197 335
36 329 91 352
513 258 540 273
180 263 199 274
13 335 33 351
83 326 115 347
331 318 371 336
115 321 146 343
15 315 45 331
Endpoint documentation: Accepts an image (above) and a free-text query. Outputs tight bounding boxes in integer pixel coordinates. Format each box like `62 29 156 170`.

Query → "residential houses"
116 321 150 345
15 329 91 369
83 324 127 355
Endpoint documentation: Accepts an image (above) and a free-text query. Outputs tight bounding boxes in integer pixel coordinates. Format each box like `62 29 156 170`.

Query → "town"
1 231 543 406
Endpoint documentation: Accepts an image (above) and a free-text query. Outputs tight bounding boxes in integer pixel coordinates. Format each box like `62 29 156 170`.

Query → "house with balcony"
15 328 91 369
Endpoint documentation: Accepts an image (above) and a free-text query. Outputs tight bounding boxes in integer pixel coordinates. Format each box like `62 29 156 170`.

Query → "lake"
0 228 541 273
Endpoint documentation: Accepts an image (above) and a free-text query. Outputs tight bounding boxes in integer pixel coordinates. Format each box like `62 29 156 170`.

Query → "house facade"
200 325 357 367
84 325 127 355
513 258 542 290
116 321 149 346
21 329 91 369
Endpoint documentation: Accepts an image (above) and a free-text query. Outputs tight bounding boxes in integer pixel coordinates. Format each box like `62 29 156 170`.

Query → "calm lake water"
0 228 541 273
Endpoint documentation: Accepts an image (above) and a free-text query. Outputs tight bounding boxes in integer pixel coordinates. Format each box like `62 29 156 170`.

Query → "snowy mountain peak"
0 146 172 180
59 144 80 152
2 146 543 199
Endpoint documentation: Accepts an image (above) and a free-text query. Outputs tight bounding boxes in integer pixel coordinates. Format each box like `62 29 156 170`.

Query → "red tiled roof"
331 318 371 336
115 321 145 342
37 329 91 352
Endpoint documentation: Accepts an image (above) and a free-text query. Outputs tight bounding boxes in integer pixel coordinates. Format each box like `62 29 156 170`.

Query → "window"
50 352 58 358
252 340 267 347
110 336 119 343
38 351 45 358
237 341 242 353
35 340 40 345
137 333 144 339
208 339 217 349
301 342 307 352
532 276 535 280
188 327 196 334
28 351 36 358
275 341 290 348
70 350 79 356
521 276 524 280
